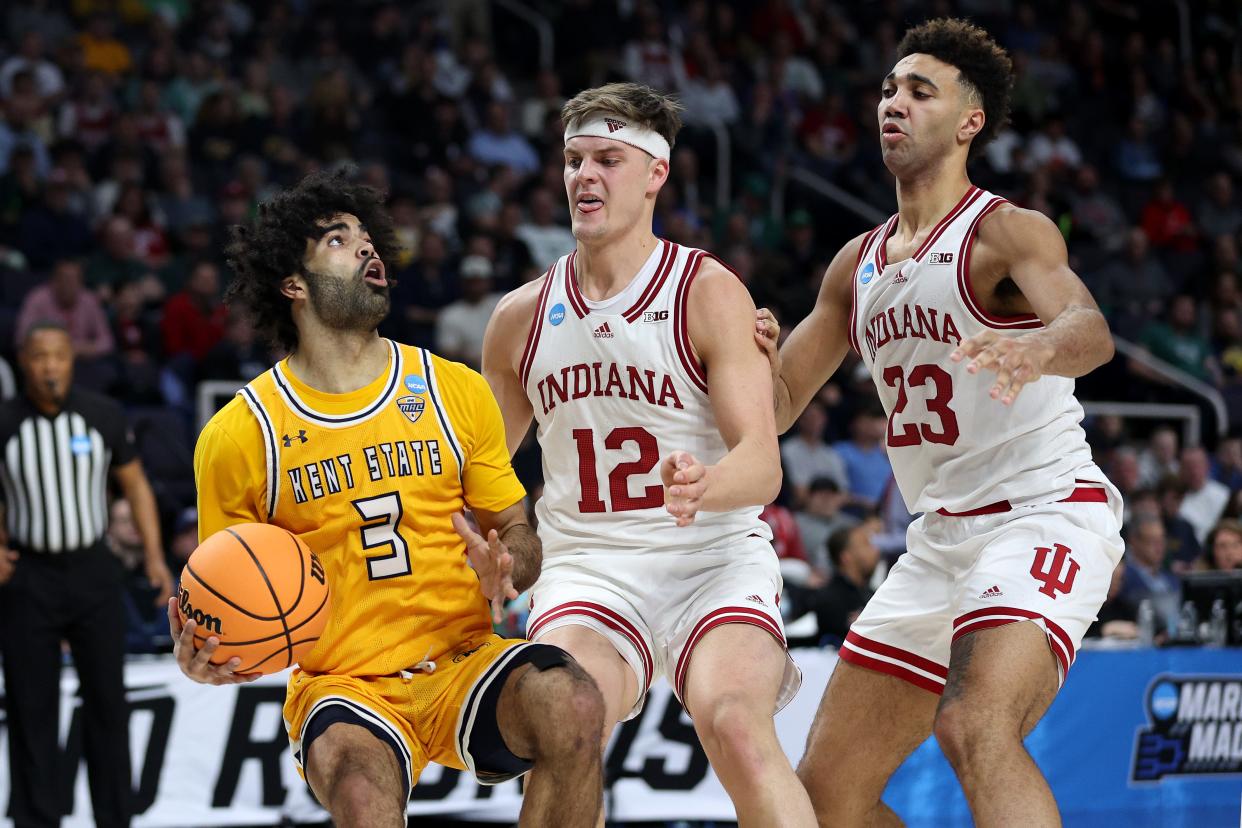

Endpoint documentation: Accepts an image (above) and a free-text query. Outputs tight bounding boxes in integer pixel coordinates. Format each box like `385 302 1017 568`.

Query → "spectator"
1179 446 1231 545
435 255 501 369
679 54 740 127
161 260 228 361
1119 513 1181 611
1068 165 1128 254
833 404 894 509
1146 482 1201 571
467 101 539 178
1136 295 1215 384
1084 559 1138 640
1138 426 1180 487
76 12 133 77
1213 436 1242 490
199 312 272 383
804 521 881 644
387 230 457 348
759 500 811 579
15 258 114 358
1203 519 1242 571
16 169 92 270
793 477 859 576
781 401 848 505
1024 113 1082 172
0 31 65 100
1198 171 1242 241
85 215 153 297
1140 178 1198 254
516 188 576 270
1116 116 1162 183
1085 227 1171 329
57 71 116 156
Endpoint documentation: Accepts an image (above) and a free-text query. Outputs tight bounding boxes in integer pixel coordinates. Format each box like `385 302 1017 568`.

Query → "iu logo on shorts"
1030 543 1080 598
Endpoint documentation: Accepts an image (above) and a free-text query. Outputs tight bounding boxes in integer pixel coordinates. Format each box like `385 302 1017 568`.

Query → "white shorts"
526 535 801 720
843 482 1124 694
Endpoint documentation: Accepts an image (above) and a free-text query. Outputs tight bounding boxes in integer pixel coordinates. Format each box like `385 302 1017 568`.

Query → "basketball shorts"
526 535 801 720
842 481 1124 693
283 635 571 797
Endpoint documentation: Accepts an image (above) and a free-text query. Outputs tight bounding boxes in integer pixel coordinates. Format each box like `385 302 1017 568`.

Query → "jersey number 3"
354 492 413 580
883 364 959 447
573 427 663 513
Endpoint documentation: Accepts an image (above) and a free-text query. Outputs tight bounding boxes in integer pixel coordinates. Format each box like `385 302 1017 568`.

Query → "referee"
0 322 173 828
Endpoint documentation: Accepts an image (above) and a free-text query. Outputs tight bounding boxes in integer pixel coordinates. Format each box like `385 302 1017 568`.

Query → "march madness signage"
1132 674 1242 782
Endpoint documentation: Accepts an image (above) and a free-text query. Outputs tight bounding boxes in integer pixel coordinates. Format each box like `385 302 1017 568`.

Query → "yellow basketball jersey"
194 340 526 677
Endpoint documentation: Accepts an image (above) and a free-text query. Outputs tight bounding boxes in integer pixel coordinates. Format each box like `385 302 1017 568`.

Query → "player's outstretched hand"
662 450 707 527
950 330 1054 406
167 597 261 685
754 308 781 382
452 513 518 624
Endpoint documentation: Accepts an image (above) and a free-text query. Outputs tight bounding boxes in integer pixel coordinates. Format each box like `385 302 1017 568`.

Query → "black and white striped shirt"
0 389 135 553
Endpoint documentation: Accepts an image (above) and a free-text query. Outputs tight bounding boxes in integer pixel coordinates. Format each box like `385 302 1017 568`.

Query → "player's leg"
303 720 408 828
679 622 815 827
797 660 938 826
934 493 1122 827
287 678 420 828
933 622 1059 827
794 528 955 825
536 624 639 745
493 649 606 825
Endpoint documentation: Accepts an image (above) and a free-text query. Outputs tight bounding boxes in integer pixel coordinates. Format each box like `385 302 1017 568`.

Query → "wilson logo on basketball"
605 117 626 133
178 588 223 635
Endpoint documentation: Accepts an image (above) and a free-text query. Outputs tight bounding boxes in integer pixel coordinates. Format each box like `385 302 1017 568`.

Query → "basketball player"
168 170 604 827
755 19 1122 827
483 83 815 826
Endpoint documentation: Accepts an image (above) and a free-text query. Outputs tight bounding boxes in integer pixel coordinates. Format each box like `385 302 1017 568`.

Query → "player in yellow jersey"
166 170 604 827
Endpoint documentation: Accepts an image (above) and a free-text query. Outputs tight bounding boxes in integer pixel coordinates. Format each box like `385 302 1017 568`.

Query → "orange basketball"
177 523 331 675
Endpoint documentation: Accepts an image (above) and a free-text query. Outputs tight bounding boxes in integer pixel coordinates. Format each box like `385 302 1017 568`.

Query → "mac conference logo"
1131 674 1242 782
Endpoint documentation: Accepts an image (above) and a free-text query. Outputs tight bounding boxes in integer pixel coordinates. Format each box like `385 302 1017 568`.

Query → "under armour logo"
1030 543 1079 599
282 430 308 447
604 117 626 133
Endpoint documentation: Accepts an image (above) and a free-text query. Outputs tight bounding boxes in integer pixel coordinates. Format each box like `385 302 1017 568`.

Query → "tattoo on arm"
500 523 542 593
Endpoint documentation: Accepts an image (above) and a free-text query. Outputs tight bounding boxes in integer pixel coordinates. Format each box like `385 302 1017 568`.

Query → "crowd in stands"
0 0 1239 651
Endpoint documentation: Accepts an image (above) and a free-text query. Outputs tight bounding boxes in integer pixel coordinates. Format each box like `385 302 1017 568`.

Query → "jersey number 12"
572 427 664 513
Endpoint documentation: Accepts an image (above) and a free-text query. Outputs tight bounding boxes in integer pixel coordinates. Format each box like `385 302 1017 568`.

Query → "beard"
302 265 390 333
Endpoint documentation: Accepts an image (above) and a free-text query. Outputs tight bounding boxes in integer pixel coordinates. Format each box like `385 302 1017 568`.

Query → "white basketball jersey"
521 240 771 558
850 186 1097 514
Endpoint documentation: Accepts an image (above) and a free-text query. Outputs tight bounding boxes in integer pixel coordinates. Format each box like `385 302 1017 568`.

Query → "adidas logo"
893 269 908 284
593 322 614 338
745 594 766 605
979 585 1003 599
604 117 627 133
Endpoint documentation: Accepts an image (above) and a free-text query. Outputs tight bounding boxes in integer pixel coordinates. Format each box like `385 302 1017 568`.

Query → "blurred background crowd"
0 0 1239 653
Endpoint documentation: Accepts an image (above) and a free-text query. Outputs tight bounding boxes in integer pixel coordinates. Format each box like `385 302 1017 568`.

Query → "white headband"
564 114 670 161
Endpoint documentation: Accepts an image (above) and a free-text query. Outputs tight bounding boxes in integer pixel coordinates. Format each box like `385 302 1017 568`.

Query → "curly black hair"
896 18 1013 157
224 168 400 351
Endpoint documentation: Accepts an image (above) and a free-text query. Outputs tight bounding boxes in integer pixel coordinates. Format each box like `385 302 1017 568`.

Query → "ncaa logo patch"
404 374 427 394
396 395 425 423
70 435 91 455
549 303 566 326
860 262 876 284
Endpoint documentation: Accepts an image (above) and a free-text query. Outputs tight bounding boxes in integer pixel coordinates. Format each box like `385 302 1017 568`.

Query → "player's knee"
527 665 605 759
693 694 767 770
933 699 1010 768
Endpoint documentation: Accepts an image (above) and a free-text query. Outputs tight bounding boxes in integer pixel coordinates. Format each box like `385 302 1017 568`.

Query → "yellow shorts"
283 635 569 795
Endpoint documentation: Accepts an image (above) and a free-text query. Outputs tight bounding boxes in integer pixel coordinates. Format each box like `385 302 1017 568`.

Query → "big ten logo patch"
1132 675 1242 782
929 252 955 265
1030 543 1079 599
643 310 669 323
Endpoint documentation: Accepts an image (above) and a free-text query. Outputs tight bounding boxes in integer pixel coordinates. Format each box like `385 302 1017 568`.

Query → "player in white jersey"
483 83 815 826
756 19 1121 828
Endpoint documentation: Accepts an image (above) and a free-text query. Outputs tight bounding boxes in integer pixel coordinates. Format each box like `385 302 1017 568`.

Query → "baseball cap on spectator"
808 477 841 494
461 255 493 279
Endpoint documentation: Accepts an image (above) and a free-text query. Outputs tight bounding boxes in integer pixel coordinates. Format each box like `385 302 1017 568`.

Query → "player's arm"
481 278 543 456
951 207 1114 405
755 233 867 433
471 502 541 593
666 260 781 525
170 416 266 685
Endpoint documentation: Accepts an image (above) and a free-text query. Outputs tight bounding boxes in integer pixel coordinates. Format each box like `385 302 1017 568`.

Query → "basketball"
177 523 331 676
